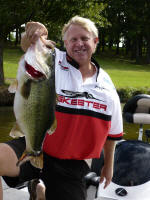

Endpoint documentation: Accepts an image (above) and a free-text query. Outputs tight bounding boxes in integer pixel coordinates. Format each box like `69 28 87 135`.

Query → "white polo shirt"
43 48 123 160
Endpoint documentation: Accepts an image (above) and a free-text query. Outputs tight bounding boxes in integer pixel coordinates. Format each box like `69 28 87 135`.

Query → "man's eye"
82 37 89 41
71 38 77 42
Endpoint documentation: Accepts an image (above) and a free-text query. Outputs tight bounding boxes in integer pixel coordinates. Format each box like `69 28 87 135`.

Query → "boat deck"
2 178 29 200
2 178 101 200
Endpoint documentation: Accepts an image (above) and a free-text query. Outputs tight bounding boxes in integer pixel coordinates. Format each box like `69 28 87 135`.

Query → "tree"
35 0 106 41
100 0 150 63
0 0 41 85
0 0 107 85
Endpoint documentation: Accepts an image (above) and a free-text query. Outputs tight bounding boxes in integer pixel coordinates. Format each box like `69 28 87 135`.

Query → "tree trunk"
101 32 105 52
15 28 19 46
136 38 139 62
138 35 143 58
116 40 120 55
131 40 136 60
19 27 22 43
125 38 131 55
0 40 4 85
96 41 101 54
135 35 143 64
146 36 150 64
108 39 113 50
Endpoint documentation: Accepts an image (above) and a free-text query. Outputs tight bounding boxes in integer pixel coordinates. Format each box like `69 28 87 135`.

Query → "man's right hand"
21 22 48 52
25 22 48 43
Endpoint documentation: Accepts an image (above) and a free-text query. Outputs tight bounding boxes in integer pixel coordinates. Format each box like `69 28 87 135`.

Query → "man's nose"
76 39 84 46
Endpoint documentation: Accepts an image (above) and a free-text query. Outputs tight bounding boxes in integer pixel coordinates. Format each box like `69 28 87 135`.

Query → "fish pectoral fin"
21 79 32 99
9 122 24 138
47 118 57 135
8 79 18 93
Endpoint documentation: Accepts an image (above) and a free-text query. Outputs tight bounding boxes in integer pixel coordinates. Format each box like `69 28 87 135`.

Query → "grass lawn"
3 46 150 89
95 55 150 89
3 46 23 81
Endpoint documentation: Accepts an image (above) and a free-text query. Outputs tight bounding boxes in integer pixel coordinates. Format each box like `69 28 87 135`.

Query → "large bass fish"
9 38 56 169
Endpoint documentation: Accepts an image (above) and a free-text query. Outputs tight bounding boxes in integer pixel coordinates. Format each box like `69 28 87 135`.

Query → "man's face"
64 24 98 66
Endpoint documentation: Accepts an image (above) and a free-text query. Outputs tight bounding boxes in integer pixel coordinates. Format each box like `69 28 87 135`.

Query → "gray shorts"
3 137 90 200
2 137 41 188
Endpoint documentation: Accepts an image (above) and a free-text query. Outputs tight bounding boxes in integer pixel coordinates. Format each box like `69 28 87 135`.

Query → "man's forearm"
103 140 116 168
99 140 116 188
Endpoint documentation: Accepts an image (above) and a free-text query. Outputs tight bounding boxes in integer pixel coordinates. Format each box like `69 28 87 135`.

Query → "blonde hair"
62 16 98 40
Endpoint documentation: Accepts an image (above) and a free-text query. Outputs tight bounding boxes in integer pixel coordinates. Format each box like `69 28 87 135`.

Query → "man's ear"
94 37 99 44
64 40 67 48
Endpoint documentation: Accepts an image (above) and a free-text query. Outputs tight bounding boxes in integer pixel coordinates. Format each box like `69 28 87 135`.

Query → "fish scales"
16 78 55 152
9 38 56 168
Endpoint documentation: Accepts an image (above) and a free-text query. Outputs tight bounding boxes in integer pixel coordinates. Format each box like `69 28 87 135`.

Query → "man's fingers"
25 22 48 43
40 37 56 49
99 176 104 184
100 177 111 189
103 179 111 189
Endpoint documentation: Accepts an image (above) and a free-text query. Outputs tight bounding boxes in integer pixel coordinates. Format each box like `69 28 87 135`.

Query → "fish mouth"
25 62 46 79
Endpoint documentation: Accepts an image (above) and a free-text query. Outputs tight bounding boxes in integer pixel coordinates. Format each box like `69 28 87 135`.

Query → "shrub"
117 87 150 103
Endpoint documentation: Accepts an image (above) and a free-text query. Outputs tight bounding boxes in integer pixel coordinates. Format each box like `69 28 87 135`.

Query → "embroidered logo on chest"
59 60 69 71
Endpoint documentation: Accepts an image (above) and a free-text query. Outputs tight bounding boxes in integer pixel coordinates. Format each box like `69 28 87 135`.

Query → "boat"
86 94 150 200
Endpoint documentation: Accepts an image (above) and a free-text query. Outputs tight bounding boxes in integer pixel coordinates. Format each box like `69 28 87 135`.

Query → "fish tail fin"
30 152 43 169
16 151 43 169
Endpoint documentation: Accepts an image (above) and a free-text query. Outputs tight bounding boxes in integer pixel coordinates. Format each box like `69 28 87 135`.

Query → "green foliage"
9 33 15 42
34 0 108 41
117 87 150 103
0 0 40 38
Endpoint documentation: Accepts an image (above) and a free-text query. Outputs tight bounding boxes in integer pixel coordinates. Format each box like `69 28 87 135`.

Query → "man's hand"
99 164 113 189
25 22 48 43
21 22 56 52
21 22 48 52
99 140 116 189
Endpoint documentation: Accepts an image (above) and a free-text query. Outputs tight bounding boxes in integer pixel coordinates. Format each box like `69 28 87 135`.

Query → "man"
0 16 123 200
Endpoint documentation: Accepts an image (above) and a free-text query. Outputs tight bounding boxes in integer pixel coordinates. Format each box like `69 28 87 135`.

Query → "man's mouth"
74 49 86 54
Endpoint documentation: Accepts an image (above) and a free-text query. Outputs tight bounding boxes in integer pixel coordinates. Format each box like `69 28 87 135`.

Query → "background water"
0 106 15 142
0 106 149 143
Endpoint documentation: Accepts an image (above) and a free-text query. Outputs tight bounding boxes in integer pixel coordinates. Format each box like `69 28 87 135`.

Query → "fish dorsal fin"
9 122 24 138
8 80 18 93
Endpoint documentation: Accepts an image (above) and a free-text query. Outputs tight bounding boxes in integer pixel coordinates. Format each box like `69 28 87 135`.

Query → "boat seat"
123 94 150 124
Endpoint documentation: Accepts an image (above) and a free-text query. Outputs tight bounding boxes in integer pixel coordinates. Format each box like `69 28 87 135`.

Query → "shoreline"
0 86 14 106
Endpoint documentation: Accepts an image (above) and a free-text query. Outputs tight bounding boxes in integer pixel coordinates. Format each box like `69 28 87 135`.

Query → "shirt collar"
66 53 79 69
66 52 100 77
